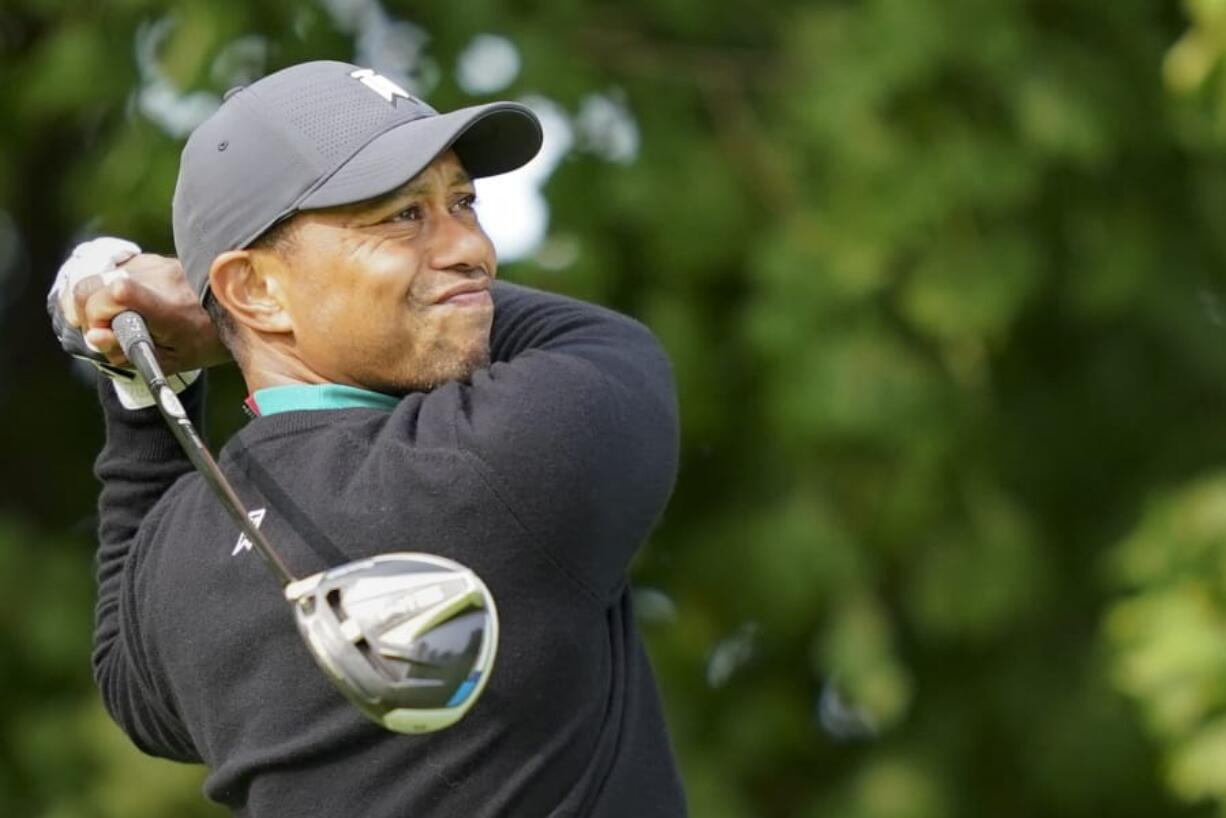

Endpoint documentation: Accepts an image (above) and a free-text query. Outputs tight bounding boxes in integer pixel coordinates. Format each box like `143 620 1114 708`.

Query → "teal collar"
245 384 399 417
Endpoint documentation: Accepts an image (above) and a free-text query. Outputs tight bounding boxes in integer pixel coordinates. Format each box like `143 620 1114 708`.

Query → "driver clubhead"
284 553 498 734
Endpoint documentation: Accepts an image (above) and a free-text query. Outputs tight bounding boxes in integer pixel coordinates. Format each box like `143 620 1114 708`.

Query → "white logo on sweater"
232 508 267 556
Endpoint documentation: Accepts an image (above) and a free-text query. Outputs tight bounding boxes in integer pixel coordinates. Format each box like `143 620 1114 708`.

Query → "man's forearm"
466 281 680 602
94 374 204 552
92 374 205 761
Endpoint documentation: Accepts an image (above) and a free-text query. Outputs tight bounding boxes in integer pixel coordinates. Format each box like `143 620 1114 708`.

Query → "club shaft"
112 311 297 587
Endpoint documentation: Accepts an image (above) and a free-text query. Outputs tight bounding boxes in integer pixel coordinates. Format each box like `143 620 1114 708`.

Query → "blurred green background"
7 0 1226 815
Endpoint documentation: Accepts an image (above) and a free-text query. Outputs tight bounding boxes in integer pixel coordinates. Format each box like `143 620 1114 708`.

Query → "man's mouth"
434 280 492 307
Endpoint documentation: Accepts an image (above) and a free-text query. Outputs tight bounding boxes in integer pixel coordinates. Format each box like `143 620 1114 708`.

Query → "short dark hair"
202 218 298 363
249 216 298 256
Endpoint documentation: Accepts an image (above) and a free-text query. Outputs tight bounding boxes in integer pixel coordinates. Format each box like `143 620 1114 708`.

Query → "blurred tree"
1107 477 1226 808
4 0 1226 816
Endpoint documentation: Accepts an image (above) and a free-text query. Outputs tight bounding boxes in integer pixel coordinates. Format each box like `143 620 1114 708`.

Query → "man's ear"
208 250 294 335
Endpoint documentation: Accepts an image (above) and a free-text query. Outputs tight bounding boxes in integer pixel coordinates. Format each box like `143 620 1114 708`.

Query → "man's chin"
451 347 492 384
375 347 491 396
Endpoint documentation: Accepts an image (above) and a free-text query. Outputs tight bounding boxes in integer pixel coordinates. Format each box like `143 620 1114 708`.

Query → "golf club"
111 309 499 734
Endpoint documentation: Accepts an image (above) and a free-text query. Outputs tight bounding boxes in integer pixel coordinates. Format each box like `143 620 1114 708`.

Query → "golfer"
49 61 686 816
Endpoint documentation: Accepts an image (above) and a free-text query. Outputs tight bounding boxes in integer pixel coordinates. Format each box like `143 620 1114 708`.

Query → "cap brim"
298 101 542 210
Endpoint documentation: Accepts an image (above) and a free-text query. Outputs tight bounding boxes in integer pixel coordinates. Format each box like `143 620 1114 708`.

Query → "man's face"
267 150 497 394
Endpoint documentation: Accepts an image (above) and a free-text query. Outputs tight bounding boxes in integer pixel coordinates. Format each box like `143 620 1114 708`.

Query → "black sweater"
92 282 687 817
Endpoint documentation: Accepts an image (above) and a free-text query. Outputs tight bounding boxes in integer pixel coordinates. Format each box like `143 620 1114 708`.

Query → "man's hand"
50 241 230 374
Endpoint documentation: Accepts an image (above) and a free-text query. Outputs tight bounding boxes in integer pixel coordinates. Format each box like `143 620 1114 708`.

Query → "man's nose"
427 209 489 275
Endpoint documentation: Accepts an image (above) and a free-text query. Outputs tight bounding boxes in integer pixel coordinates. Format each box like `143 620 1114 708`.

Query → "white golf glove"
48 237 199 410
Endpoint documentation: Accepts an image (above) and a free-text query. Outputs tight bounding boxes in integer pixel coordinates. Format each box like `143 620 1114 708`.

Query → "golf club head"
284 553 498 734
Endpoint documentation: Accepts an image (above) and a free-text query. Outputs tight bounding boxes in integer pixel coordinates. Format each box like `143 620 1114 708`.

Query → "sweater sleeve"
448 281 679 603
92 375 203 761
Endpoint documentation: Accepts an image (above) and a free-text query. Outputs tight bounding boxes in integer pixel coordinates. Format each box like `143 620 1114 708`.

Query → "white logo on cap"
349 68 415 105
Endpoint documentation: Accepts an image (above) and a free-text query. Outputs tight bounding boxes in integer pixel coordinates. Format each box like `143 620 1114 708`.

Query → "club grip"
112 310 153 360
111 309 167 391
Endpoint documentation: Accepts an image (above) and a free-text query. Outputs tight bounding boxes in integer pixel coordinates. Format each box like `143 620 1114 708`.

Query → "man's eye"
452 193 478 212
390 205 422 222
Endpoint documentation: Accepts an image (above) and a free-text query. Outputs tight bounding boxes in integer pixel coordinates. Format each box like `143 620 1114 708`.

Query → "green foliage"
5 0 1226 815
1106 476 1226 806
0 518 222 816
